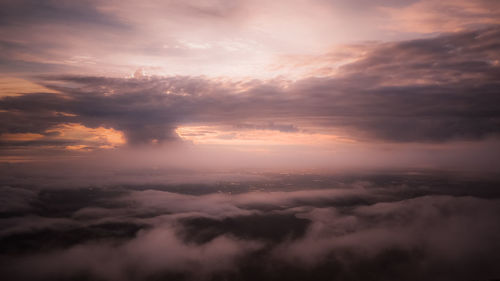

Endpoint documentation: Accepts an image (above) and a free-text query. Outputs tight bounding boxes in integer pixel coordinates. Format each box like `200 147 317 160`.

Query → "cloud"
381 0 500 33
4 228 262 281
0 0 373 78
0 0 125 27
1 26 499 149
1 173 500 281
1 0 497 80
272 195 500 280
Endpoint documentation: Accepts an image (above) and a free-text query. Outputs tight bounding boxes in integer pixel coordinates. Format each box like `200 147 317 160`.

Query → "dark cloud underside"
1 27 499 146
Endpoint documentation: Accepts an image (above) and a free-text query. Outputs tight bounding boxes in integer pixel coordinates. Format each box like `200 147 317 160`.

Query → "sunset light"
1 1 500 280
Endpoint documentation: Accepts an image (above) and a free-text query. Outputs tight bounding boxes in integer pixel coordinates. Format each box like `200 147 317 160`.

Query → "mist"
2 0 500 280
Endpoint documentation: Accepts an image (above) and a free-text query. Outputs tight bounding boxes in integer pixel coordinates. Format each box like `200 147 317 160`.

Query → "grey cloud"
234 122 299 132
0 0 126 28
340 26 500 84
1 26 500 146
175 0 245 19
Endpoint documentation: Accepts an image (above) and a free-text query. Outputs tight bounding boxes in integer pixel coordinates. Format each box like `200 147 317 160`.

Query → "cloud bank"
1 26 500 150
1 172 500 281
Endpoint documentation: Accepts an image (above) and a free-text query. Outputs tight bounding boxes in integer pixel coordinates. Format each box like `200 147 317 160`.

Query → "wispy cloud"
381 0 500 33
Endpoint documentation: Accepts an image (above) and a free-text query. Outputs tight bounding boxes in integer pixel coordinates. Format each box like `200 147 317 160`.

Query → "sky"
1 0 500 171
1 2 500 281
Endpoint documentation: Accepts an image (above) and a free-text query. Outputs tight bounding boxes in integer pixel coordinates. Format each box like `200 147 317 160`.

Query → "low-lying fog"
1 167 499 281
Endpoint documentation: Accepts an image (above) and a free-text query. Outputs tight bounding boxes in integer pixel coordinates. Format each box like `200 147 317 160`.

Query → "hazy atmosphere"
1 0 500 280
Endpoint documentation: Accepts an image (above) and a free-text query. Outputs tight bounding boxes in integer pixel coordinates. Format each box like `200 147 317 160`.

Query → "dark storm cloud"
1 26 500 145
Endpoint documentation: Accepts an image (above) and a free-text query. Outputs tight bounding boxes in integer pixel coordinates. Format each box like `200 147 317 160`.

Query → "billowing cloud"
1 1 499 280
1 26 499 150
1 172 500 281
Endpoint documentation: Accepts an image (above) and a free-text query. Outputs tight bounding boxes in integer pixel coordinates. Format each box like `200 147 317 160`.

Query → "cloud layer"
1 171 500 281
1 26 500 150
